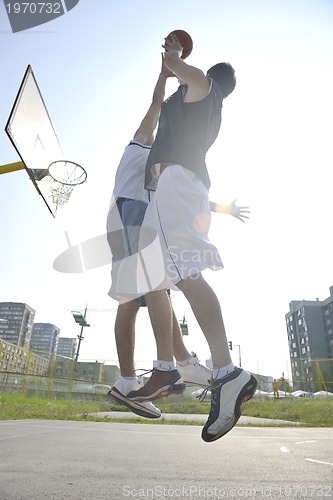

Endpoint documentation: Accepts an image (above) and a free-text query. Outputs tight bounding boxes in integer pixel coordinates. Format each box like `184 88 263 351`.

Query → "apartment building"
0 338 49 375
0 302 35 349
31 323 60 356
57 337 77 359
285 285 333 391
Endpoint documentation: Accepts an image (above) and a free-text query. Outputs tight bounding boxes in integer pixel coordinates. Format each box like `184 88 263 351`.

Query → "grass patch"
0 392 332 427
241 397 333 426
0 392 106 421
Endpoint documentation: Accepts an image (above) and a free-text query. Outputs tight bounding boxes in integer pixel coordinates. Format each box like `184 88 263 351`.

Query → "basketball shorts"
107 197 148 304
139 165 224 289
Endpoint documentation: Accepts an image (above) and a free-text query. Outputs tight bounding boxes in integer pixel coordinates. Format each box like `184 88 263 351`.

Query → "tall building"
0 338 49 375
0 302 35 349
57 337 77 359
31 323 60 356
285 285 333 391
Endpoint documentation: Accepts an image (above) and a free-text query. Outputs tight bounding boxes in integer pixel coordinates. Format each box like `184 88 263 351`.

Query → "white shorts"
141 165 223 287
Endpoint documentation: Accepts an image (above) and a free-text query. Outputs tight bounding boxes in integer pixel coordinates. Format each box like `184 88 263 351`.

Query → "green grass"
0 393 106 421
241 397 333 426
0 392 332 427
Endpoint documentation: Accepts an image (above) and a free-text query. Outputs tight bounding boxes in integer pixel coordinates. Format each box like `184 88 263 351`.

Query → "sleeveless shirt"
111 141 151 210
144 79 223 191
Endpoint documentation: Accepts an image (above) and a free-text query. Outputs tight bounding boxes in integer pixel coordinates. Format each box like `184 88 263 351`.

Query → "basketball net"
48 160 87 206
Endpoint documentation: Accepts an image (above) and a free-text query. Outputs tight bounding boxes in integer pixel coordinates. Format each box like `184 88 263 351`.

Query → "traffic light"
179 316 189 335
228 341 233 350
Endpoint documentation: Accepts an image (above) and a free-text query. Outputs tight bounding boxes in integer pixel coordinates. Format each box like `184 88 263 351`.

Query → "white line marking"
280 446 289 453
305 458 333 466
295 440 316 444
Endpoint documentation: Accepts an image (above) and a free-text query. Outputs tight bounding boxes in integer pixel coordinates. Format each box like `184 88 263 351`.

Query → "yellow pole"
47 355 55 398
0 161 25 175
22 350 31 395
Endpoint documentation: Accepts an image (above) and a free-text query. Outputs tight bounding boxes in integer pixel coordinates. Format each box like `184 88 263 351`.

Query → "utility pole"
71 306 90 369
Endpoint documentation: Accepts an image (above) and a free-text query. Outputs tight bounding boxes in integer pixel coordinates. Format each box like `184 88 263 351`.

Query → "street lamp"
71 307 90 366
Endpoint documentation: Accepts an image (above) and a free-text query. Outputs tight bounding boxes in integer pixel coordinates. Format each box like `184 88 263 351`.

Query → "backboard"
5 65 66 217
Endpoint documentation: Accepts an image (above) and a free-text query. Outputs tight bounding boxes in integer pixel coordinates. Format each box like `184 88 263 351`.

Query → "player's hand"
162 34 183 57
161 53 176 78
228 199 250 223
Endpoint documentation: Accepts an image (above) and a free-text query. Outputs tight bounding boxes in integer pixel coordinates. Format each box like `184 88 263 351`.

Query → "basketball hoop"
47 160 87 206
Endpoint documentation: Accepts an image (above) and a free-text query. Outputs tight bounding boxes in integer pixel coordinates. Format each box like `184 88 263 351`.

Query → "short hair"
207 63 236 98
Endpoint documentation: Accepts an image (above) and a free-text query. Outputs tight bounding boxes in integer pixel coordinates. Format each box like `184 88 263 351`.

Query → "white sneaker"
108 377 161 419
201 367 257 442
176 352 211 387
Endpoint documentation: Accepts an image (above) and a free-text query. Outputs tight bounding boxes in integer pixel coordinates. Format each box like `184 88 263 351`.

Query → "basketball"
165 29 193 59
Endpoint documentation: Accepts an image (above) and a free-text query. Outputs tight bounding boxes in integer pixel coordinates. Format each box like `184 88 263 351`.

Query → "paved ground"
0 420 332 499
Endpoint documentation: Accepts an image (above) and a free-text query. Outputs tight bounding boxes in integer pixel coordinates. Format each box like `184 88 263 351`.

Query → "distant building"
0 338 49 375
57 337 77 359
74 360 106 383
0 302 35 349
54 358 119 385
103 364 120 385
31 323 60 356
285 285 333 391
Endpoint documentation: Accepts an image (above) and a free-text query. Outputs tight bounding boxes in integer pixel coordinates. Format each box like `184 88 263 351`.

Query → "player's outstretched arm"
210 199 250 223
133 54 175 146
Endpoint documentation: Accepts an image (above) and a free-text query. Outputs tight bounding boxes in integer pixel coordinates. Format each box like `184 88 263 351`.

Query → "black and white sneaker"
108 377 161 419
201 367 257 442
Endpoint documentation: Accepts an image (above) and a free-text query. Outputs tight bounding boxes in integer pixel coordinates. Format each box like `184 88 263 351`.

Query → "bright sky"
0 0 332 380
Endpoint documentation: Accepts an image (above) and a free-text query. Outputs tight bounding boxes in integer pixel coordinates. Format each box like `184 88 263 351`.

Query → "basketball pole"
0 161 25 175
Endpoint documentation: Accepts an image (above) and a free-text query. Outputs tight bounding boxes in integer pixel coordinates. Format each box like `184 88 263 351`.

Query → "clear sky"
0 0 332 380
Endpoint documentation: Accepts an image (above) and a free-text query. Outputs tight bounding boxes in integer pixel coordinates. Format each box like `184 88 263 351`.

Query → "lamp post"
71 307 90 368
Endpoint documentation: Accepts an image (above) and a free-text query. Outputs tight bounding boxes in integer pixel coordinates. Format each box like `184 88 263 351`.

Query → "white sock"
213 363 235 380
122 376 136 380
154 359 176 371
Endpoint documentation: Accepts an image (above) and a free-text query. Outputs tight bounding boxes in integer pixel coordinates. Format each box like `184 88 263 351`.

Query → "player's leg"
127 290 185 402
177 274 231 368
109 298 162 419
145 290 174 362
177 274 257 442
114 299 140 376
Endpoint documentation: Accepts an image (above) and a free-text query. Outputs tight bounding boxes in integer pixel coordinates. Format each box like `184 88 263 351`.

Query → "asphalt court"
0 420 332 499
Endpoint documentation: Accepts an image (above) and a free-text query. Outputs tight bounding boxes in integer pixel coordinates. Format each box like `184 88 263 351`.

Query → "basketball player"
127 35 257 441
106 55 212 419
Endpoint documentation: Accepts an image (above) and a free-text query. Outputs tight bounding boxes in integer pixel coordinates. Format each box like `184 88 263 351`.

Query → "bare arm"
163 34 209 102
133 54 174 145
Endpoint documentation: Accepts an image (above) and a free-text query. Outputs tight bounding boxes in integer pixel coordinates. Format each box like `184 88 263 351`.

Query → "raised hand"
210 199 250 223
228 199 250 223
162 33 183 57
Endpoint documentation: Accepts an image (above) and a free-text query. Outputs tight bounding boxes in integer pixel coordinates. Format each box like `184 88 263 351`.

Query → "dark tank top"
145 78 223 191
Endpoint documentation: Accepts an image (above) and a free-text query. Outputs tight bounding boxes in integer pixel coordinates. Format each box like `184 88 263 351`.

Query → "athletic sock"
153 360 176 371
213 363 235 380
